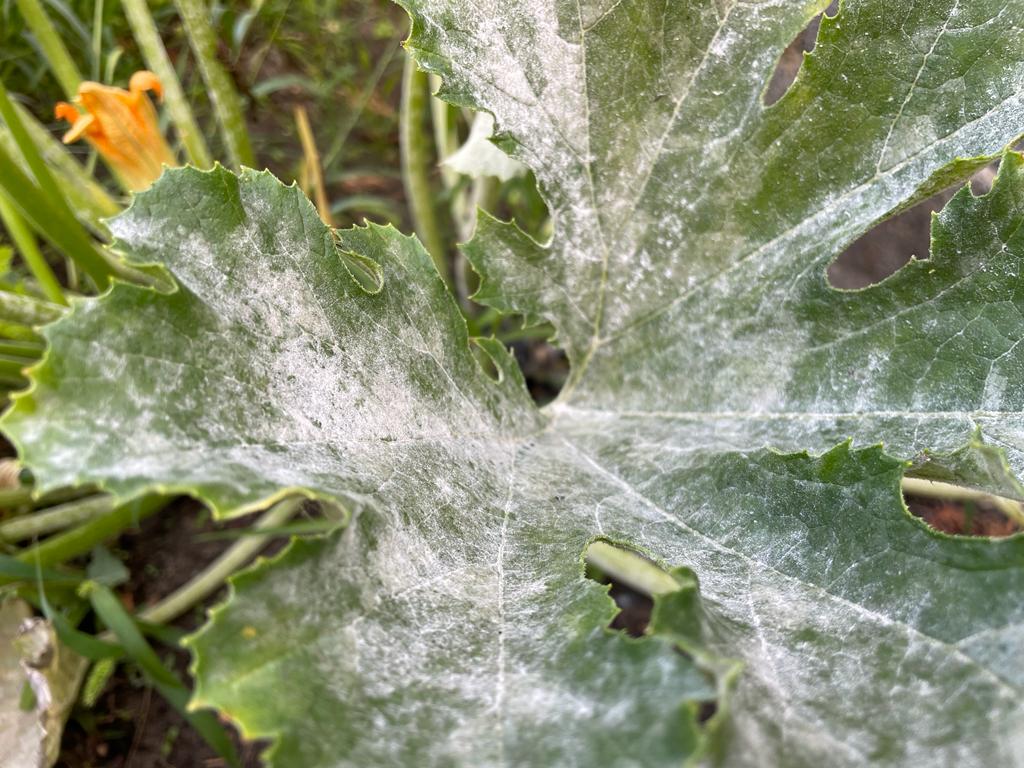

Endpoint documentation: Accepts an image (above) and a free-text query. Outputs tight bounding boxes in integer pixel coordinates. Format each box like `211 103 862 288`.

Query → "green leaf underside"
8 1 1024 766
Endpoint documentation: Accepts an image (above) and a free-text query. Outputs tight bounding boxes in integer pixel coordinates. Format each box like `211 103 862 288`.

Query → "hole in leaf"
828 163 998 290
697 701 718 725
584 540 677 637
507 335 567 405
584 541 719 722
464 310 564 402
904 479 1024 538
763 0 838 107
585 548 655 638
605 580 654 638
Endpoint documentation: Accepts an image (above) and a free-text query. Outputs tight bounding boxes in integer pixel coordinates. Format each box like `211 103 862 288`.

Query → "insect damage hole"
763 0 838 107
472 313 566 404
467 329 567 402
583 540 718 723
903 477 1024 538
828 163 998 289
510 334 567 405
584 540 680 636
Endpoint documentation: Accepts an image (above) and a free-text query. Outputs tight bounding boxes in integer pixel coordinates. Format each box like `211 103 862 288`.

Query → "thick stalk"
428 74 459 190
0 320 44 343
138 497 302 625
585 540 680 597
0 290 64 326
0 340 43 358
12 0 82 97
0 487 33 508
173 0 254 168
121 0 213 168
0 372 27 389
0 495 115 542
17 494 165 567
90 0 103 81
0 355 31 382
0 196 65 304
400 54 448 283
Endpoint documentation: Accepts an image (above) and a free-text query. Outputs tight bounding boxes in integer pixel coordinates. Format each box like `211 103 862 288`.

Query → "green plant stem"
90 0 103 81
17 494 165 567
173 0 253 168
0 487 33 508
0 153 110 286
138 496 302 626
902 477 1024 527
585 540 680 597
0 340 43 358
121 0 213 168
0 494 114 542
0 79 85 220
12 0 82 97
400 54 448 283
0 320 44 343
428 74 459 190
0 355 32 381
0 196 66 305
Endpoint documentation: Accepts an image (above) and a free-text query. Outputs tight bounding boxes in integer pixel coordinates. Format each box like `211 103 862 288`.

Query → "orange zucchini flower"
55 71 178 192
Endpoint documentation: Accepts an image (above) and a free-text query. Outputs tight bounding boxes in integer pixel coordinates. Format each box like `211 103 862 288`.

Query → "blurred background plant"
0 1 557 764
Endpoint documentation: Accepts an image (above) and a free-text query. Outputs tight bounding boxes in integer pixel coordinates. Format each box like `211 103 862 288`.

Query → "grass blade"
85 581 241 767
17 494 165 568
294 105 332 225
173 0 253 168
0 196 66 304
12 0 82 97
0 142 112 287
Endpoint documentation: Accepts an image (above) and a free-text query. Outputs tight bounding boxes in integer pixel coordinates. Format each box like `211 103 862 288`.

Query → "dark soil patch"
56 499 275 768
606 581 653 638
510 338 569 405
906 494 1023 538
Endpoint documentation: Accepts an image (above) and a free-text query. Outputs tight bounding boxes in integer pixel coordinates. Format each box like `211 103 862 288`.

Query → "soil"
56 500 270 768
905 494 1023 538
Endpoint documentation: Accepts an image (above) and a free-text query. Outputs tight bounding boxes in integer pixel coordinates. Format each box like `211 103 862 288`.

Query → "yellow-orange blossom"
55 71 178 192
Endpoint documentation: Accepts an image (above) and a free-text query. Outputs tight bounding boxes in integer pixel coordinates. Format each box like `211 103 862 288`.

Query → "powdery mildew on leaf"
8 0 1024 766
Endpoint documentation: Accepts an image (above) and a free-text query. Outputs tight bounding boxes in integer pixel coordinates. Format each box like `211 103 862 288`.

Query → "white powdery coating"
20 2 1024 767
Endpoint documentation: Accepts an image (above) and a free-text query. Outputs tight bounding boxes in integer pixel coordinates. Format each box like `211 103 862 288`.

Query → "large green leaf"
7 0 1024 765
